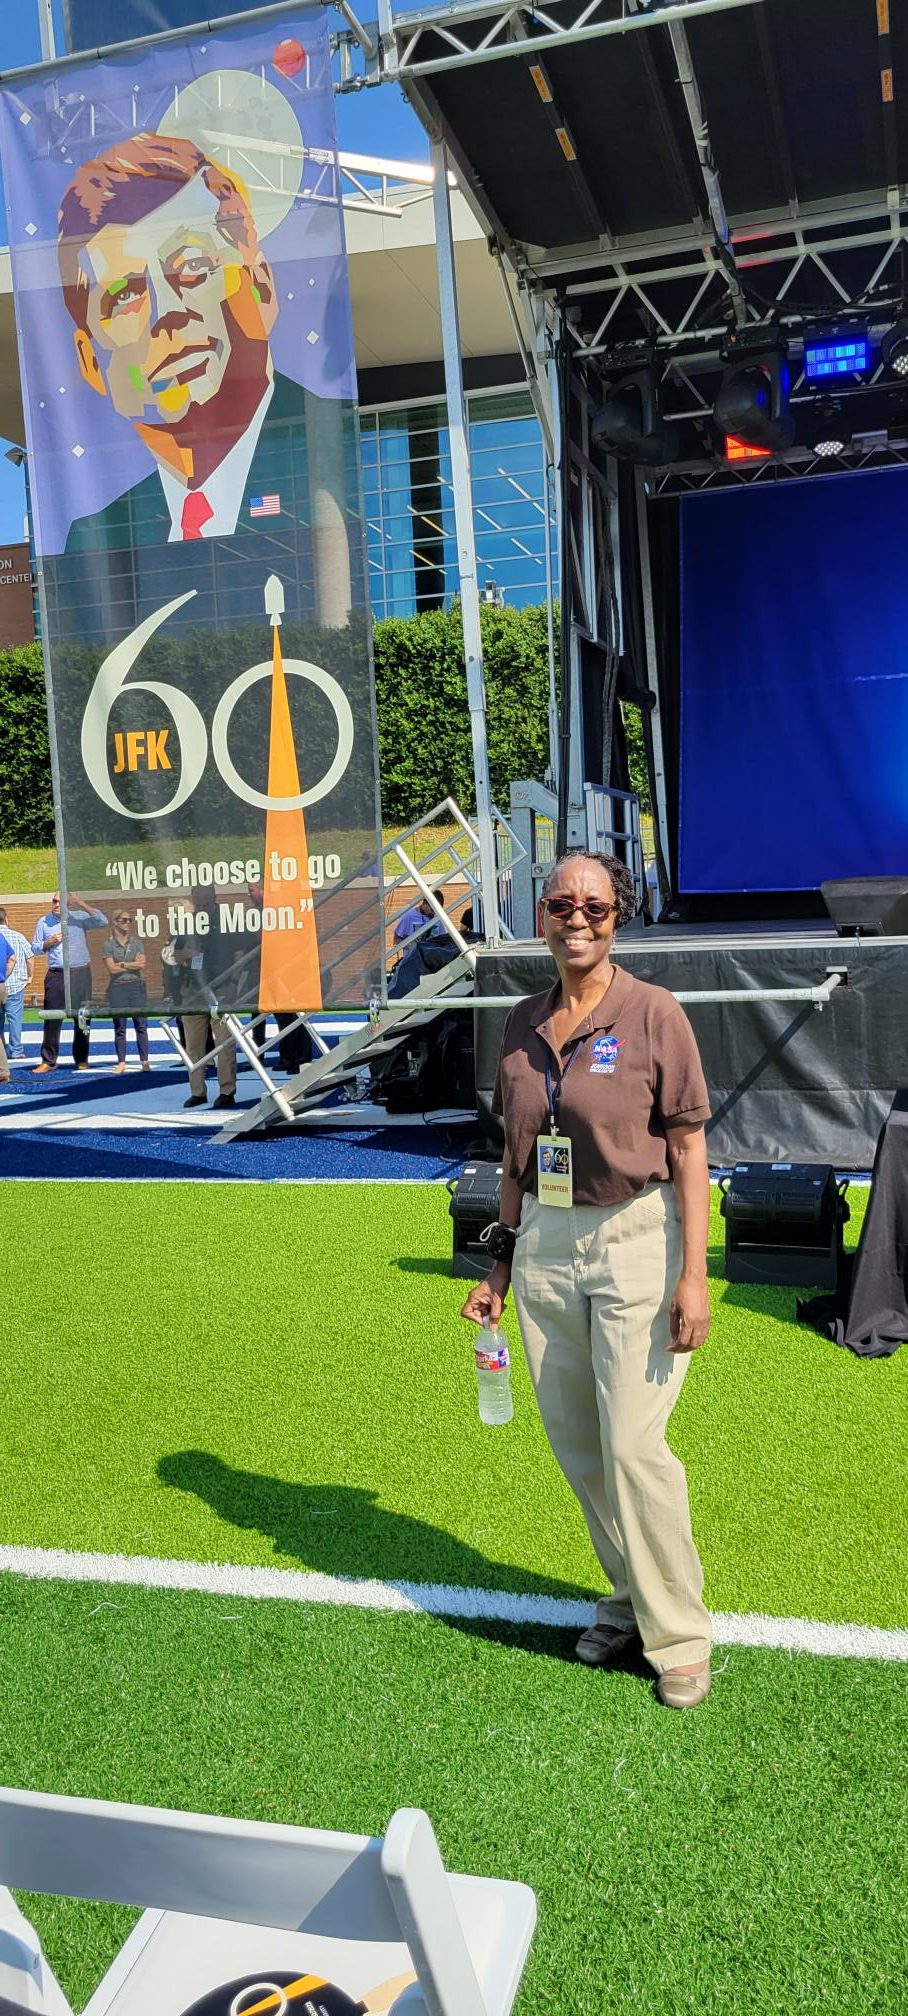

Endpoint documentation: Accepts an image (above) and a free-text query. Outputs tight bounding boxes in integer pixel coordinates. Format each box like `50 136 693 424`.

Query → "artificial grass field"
1 1180 907 2014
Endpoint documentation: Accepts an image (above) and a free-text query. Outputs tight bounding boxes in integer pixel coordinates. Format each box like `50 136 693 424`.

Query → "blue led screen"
679 468 908 892
803 336 870 380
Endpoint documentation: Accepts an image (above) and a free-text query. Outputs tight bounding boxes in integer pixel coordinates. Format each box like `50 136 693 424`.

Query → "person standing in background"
393 892 447 946
102 909 150 1073
0 922 16 1086
32 892 108 1073
0 908 33 1060
178 895 238 1111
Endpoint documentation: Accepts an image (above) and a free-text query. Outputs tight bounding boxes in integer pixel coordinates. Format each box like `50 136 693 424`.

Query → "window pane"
359 390 550 616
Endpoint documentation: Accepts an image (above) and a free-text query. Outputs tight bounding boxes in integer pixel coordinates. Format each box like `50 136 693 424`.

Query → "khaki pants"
511 1183 710 1671
182 1013 237 1100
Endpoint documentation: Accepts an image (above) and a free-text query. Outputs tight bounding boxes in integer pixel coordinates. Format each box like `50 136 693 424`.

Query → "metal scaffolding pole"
552 313 587 854
35 0 56 60
430 136 500 942
665 17 747 327
634 467 672 896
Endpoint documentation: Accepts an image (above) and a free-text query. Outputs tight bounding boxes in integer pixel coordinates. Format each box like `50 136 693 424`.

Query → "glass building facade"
360 389 551 619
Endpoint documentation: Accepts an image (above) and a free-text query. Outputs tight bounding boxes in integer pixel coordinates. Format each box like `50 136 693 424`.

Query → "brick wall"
1 879 471 1008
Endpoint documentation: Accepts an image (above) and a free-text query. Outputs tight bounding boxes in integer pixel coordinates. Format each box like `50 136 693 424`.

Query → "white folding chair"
0 1885 72 2016
0 1788 535 2016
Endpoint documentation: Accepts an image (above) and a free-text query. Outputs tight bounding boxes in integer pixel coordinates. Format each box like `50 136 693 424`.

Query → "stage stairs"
216 949 476 1140
211 794 523 1141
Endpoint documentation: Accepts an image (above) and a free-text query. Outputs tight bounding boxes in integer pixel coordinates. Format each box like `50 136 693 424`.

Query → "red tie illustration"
181 490 213 540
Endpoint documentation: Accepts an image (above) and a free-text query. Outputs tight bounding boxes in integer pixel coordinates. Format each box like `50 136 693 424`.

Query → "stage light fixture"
591 368 679 466
803 329 870 381
720 1164 847 1290
808 399 849 457
713 345 795 453
724 436 771 463
882 318 908 378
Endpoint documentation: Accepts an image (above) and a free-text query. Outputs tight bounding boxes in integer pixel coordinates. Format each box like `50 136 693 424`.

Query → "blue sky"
0 3 427 541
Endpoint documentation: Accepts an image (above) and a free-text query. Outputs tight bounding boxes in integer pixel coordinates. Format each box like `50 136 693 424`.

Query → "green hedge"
0 645 55 848
620 701 650 815
373 601 554 822
0 604 649 848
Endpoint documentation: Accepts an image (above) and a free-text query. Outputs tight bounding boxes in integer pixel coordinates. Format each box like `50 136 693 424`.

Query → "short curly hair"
57 134 257 331
541 850 637 928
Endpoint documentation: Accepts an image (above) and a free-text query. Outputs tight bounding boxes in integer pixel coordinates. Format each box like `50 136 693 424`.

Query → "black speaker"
720 1163 849 1289
448 1161 502 1279
821 877 908 936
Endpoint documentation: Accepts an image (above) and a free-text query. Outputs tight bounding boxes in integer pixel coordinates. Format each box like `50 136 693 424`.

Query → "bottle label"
475 1345 510 1373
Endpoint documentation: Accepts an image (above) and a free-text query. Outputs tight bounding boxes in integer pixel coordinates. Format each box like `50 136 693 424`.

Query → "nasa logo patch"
590 1034 621 1075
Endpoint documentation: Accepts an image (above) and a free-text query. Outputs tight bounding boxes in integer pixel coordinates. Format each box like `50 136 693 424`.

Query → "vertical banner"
0 13 385 1015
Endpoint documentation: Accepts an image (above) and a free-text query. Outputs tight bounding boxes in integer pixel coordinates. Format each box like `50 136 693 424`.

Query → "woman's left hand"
668 1272 711 1353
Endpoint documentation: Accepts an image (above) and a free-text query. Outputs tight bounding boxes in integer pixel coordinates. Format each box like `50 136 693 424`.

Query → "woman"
462 851 712 1709
102 911 150 1074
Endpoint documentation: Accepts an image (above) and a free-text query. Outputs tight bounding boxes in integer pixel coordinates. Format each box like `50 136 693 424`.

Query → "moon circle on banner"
211 659 355 811
158 69 305 239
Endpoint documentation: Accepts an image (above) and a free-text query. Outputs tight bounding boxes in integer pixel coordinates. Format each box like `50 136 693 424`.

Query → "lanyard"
544 1040 585 1135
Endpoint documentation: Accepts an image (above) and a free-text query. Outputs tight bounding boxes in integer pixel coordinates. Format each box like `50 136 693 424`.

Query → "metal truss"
516 196 908 478
377 0 762 83
17 61 432 222
649 439 908 495
517 205 907 365
550 203 908 414
319 151 439 218
536 191 908 302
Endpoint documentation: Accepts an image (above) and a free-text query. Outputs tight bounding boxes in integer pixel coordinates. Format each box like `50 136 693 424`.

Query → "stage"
473 922 908 1170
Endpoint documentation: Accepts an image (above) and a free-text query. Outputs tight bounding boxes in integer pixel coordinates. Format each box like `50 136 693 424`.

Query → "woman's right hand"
460 1261 511 1327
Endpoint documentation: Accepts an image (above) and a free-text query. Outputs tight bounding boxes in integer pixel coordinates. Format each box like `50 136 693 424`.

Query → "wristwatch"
479 1221 518 1264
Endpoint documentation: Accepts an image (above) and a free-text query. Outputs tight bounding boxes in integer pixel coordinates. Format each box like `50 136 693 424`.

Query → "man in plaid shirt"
0 908 32 1063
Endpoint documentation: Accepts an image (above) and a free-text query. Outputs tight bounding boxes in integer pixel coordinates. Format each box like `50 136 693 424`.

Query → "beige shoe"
656 1664 711 1710
33 1062 56 1074
113 1063 127 1075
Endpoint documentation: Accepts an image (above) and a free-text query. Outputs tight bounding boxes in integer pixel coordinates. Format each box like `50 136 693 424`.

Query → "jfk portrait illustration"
52 126 353 628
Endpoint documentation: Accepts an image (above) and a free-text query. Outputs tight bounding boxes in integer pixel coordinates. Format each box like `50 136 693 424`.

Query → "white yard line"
0 1545 904 1662
0 1105 474 1133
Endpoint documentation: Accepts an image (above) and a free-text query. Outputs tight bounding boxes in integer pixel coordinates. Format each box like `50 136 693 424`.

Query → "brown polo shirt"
492 964 710 1206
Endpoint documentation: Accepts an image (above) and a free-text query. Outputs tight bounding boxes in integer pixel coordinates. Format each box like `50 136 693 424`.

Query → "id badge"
536 1132 573 1207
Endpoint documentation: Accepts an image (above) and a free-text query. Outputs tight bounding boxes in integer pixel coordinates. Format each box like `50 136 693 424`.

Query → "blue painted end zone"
0 1125 464 1183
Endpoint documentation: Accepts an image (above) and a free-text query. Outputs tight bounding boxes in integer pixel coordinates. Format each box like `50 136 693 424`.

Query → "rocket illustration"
258 573 323 1014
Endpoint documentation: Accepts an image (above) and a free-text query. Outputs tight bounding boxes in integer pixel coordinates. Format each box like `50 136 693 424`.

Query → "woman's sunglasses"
543 897 617 924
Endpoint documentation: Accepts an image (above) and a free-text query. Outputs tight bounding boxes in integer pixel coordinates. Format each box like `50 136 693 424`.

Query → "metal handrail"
96 795 522 1108
392 844 475 965
309 794 524 980
378 972 847 1012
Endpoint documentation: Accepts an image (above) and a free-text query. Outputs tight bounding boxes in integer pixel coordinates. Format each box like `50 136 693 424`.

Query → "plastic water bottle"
474 1320 514 1425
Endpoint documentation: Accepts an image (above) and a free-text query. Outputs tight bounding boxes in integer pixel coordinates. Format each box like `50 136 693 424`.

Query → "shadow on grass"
447 1613 654 1680
706 1242 727 1282
393 1257 453 1277
157 1450 600 1660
